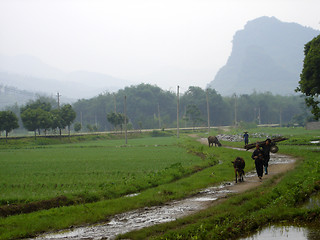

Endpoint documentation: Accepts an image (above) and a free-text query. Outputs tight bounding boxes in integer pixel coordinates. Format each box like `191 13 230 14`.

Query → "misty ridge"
208 16 320 95
0 16 320 109
0 54 133 101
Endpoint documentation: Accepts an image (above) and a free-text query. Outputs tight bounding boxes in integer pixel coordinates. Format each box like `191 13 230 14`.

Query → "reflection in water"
240 226 320 240
304 192 320 209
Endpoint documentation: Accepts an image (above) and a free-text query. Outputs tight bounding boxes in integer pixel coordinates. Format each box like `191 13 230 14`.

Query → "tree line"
72 84 312 132
0 96 76 139
0 83 315 137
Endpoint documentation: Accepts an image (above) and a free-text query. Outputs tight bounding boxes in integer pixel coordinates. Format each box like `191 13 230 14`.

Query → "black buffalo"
232 157 245 183
208 136 222 147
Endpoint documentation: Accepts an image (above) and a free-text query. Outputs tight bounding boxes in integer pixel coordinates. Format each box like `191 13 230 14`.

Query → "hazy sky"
1 0 320 93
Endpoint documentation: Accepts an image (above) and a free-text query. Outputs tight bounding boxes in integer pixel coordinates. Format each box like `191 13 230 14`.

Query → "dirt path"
33 139 296 240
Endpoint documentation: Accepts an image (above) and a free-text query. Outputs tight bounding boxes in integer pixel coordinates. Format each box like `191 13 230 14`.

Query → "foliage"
297 34 320 119
0 110 19 138
107 112 128 131
20 98 77 137
72 84 309 133
74 122 82 132
60 104 76 134
20 108 44 138
186 104 203 128
20 98 52 113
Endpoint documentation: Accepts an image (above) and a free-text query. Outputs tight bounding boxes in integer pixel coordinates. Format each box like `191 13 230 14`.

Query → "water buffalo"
232 157 245 183
208 136 222 147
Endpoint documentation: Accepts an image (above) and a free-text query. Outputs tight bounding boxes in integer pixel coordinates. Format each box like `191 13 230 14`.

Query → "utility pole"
124 95 127 144
113 93 117 113
206 89 210 133
57 92 62 135
80 111 83 129
177 86 180 138
234 93 237 126
57 92 61 109
258 107 261 125
279 108 282 127
158 103 161 129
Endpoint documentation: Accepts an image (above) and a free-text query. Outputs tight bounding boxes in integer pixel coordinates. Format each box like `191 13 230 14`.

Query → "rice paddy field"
0 136 210 205
0 127 319 239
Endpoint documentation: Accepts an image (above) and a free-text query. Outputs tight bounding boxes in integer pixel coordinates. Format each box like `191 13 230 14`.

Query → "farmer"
243 131 249 145
262 138 271 175
251 143 264 180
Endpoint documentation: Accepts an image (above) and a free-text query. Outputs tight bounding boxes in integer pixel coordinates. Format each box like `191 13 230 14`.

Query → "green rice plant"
0 134 257 239
1 129 319 239
0 136 210 206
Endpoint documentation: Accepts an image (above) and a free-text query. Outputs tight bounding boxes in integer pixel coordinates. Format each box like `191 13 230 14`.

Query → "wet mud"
33 143 296 240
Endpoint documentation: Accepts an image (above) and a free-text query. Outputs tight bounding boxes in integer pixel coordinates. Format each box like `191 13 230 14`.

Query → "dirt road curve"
33 139 296 240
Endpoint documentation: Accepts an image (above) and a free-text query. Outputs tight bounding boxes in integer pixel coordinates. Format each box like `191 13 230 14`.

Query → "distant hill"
208 16 320 96
0 54 133 100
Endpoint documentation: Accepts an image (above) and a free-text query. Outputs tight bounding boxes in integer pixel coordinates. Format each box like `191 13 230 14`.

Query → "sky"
0 0 320 93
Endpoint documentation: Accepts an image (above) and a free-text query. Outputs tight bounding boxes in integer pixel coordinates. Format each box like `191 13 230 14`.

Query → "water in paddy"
239 225 320 240
240 192 320 240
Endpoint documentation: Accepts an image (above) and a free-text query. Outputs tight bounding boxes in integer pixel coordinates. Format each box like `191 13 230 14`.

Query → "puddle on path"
239 225 320 240
34 183 235 240
32 152 295 240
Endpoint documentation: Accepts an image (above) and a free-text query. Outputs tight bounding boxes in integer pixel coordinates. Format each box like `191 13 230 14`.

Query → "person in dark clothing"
243 132 249 145
262 138 271 175
251 143 264 180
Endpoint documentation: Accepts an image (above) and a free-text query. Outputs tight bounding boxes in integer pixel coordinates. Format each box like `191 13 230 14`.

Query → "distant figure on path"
262 138 271 175
251 143 264 180
243 132 249 145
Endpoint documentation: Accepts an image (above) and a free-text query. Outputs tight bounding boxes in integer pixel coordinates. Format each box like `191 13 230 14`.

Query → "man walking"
252 143 264 180
262 138 271 175
243 131 249 145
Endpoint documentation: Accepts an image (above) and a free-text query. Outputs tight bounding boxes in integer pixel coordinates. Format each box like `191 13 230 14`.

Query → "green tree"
20 108 43 139
297 34 320 119
107 112 119 131
186 104 203 129
38 110 53 136
0 111 19 140
51 109 64 135
60 104 76 135
107 112 128 132
74 122 82 132
20 98 52 113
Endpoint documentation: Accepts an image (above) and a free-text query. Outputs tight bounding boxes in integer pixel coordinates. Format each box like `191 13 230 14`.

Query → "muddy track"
33 138 296 240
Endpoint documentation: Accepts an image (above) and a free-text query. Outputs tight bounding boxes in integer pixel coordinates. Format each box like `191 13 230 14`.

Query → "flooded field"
32 152 296 240
239 225 320 240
